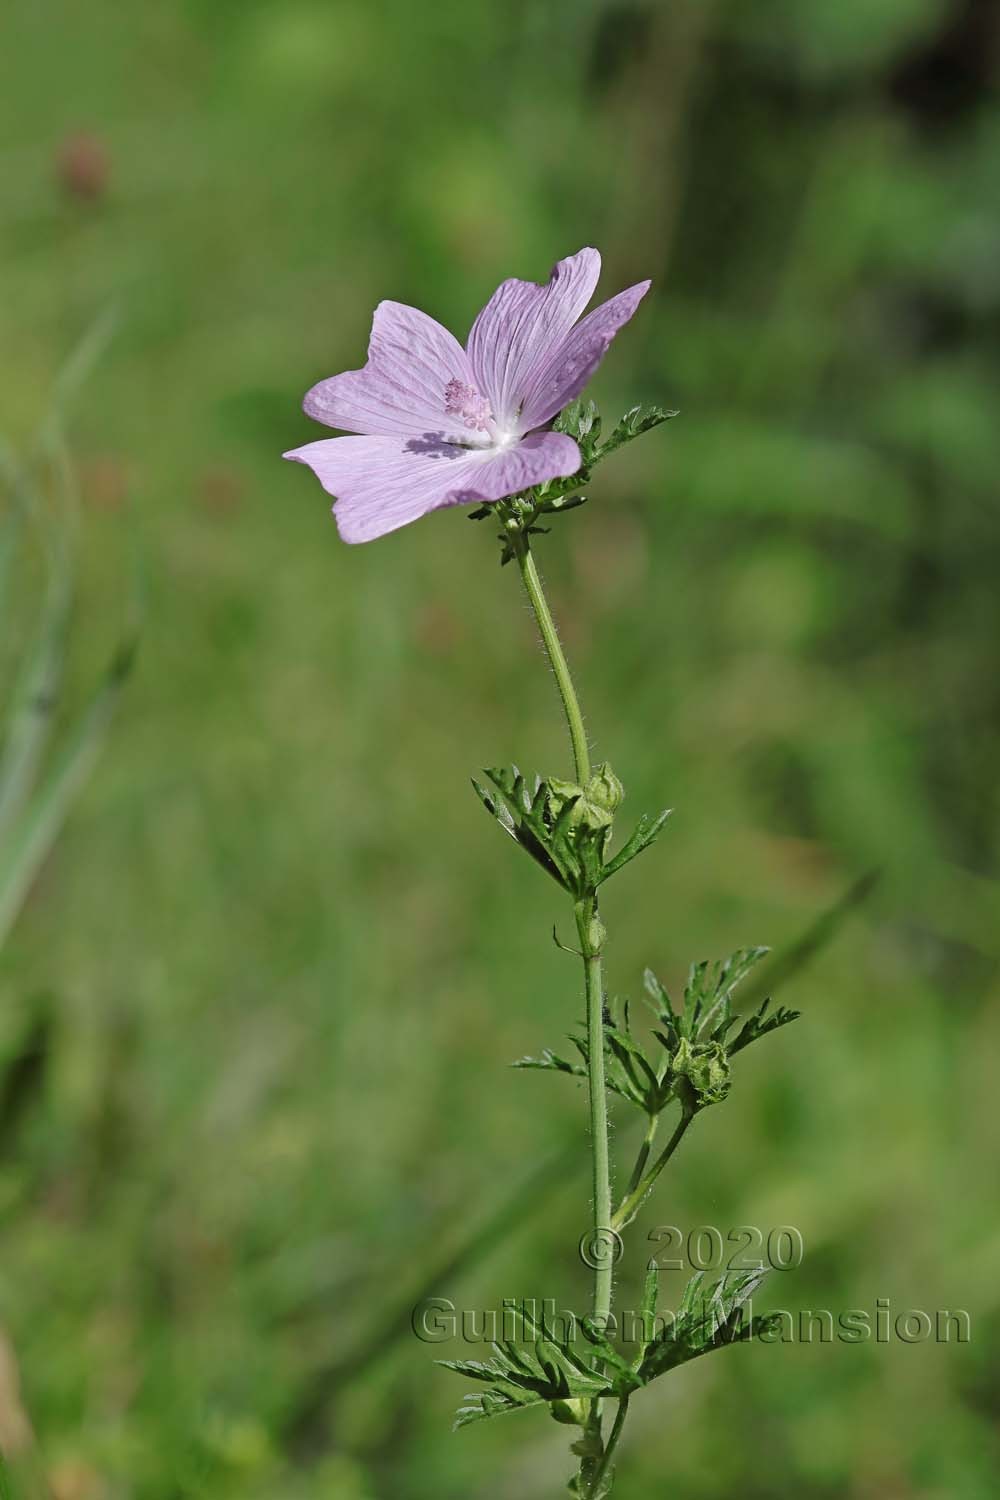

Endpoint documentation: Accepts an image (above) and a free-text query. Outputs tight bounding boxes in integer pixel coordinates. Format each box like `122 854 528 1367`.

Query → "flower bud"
545 762 624 834
586 762 624 817
549 1397 589 1427
671 1036 731 1110
544 775 585 823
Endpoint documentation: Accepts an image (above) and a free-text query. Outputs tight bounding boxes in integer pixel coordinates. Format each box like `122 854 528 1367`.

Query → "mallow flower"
284 247 649 543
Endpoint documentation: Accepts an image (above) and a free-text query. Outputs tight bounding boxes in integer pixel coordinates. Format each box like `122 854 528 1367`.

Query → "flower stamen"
444 378 494 434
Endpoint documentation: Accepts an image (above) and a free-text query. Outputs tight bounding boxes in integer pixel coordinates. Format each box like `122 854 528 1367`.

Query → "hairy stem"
513 531 611 1324
588 1394 630 1497
511 527 618 1488
513 535 591 785
576 893 613 1326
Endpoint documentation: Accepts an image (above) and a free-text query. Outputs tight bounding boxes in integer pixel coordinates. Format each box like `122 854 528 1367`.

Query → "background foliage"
2 1 999 1495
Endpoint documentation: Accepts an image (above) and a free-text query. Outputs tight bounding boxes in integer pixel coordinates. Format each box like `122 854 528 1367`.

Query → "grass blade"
740 868 881 1010
0 639 136 955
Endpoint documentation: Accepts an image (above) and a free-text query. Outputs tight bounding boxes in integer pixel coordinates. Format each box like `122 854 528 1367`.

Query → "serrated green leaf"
636 1269 773 1384
728 995 801 1055
642 967 671 1014
601 403 678 458
512 1048 586 1078
579 1318 639 1388
605 1027 660 1103
599 808 671 883
553 399 602 462
474 768 571 887
452 1388 548 1428
692 947 771 1038
441 1304 610 1431
639 1262 659 1339
474 762 634 897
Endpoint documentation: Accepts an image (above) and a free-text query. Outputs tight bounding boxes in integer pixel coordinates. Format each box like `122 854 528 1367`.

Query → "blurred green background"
2 0 999 1496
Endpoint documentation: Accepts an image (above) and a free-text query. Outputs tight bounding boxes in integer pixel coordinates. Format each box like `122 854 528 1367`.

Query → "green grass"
2 2 999 1496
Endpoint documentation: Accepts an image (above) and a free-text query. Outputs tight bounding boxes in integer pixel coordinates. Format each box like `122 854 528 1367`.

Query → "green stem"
576 895 613 1327
511 525 618 1492
612 1110 693 1232
588 1394 630 1498
622 1113 659 1204
513 535 591 785
511 530 610 1332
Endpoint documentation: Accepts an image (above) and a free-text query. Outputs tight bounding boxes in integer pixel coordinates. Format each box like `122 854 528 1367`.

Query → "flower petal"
302 301 482 439
516 280 651 432
283 431 581 544
284 435 478 542
447 431 582 506
467 249 601 430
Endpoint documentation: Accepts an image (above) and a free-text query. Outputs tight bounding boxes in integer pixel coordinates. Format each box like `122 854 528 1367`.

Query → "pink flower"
284 248 650 543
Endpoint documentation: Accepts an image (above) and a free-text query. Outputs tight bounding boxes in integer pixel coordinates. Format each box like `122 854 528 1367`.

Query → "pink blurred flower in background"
55 131 109 203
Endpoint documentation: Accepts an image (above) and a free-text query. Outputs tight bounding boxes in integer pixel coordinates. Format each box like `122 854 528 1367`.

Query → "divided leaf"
440 1304 608 1430
443 1269 782 1430
472 764 668 897
600 808 672 882
553 399 603 465
520 947 798 1122
600 403 678 458
729 994 801 1055
516 995 666 1111
513 1047 586 1081
646 946 800 1109
636 1269 782 1383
